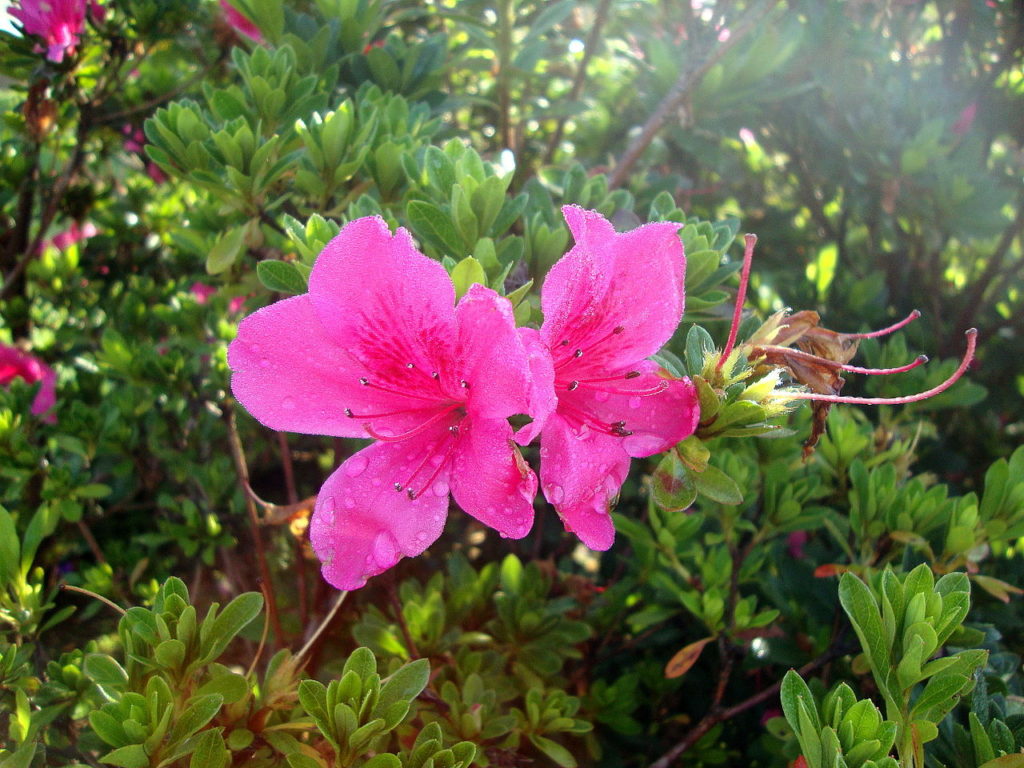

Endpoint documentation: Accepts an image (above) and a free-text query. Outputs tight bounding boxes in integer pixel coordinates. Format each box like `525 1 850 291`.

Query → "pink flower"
518 207 700 550
228 294 249 314
786 531 809 559
122 124 145 154
952 102 978 135
50 220 97 251
228 217 538 589
219 0 262 42
0 345 56 423
9 0 87 63
191 282 216 305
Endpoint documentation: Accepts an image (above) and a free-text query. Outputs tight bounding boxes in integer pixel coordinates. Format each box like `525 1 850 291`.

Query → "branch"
608 0 780 189
542 0 615 164
225 403 285 647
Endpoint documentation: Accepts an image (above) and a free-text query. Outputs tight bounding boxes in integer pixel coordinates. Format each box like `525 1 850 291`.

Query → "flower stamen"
774 328 977 405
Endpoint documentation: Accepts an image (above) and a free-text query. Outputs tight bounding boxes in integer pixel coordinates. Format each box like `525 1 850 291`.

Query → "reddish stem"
717 234 757 373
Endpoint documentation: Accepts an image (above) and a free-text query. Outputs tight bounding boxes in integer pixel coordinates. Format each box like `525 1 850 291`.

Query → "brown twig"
225 404 285 646
954 205 1023 340
276 431 309 628
647 634 846 768
542 0 615 164
60 584 126 616
608 0 780 189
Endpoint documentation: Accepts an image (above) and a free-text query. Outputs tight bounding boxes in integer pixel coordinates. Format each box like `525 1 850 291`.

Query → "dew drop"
548 485 565 504
432 479 450 497
372 478 382 487
594 390 610 403
415 530 429 542
344 453 369 477
319 498 336 526
539 447 550 458
248 342 260 354
575 423 591 440
628 396 642 409
344 497 356 509
622 433 665 455
282 396 296 410
371 530 400 568
259 357 271 368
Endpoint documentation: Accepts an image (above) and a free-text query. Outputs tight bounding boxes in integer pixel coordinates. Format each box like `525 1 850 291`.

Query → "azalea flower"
219 0 262 42
9 0 87 63
0 345 57 423
190 282 216 305
229 217 538 589
519 206 701 550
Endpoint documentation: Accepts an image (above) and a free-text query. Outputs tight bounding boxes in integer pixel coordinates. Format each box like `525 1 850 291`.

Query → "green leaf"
838 573 890 673
377 658 430 713
652 451 698 512
450 257 485 300
190 729 229 768
407 201 464 257
343 647 378 682
206 225 248 275
201 592 263 663
528 735 577 768
169 694 223 743
362 756 401 768
256 260 308 294
693 465 743 505
99 745 149 768
0 742 37 768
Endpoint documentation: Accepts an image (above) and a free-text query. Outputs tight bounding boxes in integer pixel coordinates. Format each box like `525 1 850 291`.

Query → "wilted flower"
229 217 539 589
0 345 57 423
8 0 87 63
518 206 700 550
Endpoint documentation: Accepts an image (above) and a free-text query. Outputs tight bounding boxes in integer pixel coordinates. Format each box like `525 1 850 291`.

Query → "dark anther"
449 425 460 435
359 377 369 385
573 349 583 358
568 381 580 391
612 420 626 427
613 325 625 334
611 424 633 437
406 362 415 369
460 380 470 388
560 339 570 346
394 482 403 491
431 371 440 379
407 489 417 500
624 371 641 379
344 408 354 417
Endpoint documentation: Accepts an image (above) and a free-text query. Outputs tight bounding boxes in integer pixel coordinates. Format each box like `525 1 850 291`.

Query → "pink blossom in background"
228 295 249 314
145 162 168 185
952 102 978 135
516 206 700 551
8 0 87 63
88 0 105 22
0 345 57 423
219 0 262 42
122 124 145 154
190 282 216 305
50 220 97 251
229 217 539 590
787 531 809 559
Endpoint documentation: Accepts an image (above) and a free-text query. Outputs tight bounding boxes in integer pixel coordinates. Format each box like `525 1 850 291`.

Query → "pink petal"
455 283 531 420
514 327 556 445
450 417 536 539
309 437 450 590
307 217 459 388
229 295 375 438
541 206 684 373
538 413 630 551
29 361 57 423
566 361 700 458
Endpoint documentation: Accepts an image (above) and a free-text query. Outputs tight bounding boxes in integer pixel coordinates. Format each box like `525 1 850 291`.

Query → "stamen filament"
346 405 438 419
843 310 921 339
571 380 669 397
359 377 443 403
718 233 757 372
558 401 625 437
774 329 977 405
364 403 462 443
407 438 459 500
759 345 929 375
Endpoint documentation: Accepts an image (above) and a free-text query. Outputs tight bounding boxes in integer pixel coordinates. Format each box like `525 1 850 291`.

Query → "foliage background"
0 1 1022 767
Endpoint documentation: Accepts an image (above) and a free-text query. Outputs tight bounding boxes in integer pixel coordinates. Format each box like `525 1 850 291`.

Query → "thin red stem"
718 234 757 372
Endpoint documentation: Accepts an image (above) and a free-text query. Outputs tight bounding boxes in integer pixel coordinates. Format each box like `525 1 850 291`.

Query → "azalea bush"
1 1 1023 767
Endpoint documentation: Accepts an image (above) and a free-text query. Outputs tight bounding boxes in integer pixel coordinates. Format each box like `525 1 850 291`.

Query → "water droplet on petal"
371 530 400 569
622 433 666 456
344 454 369 477
575 423 591 440
282 396 296 410
319 498 336 526
344 497 356 509
628 396 642 409
539 447 550 458
548 485 565 504
371 478 382 487
432 479 450 497
260 358 270 368
415 530 428 542
594 390 610 403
